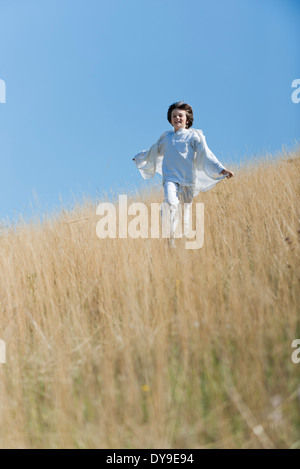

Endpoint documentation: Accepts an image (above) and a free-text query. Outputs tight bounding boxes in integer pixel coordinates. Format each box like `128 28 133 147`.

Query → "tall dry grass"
0 149 299 449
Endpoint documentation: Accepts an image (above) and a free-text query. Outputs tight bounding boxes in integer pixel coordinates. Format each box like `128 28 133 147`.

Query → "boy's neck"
174 127 186 133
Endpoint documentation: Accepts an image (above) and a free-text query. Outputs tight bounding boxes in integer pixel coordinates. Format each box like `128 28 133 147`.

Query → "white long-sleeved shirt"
133 128 227 196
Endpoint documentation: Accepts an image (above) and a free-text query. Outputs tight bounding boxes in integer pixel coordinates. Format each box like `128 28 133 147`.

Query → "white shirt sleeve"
133 132 168 179
194 130 226 177
192 129 227 196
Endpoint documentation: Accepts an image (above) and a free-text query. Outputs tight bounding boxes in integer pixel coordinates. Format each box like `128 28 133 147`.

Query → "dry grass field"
0 148 299 449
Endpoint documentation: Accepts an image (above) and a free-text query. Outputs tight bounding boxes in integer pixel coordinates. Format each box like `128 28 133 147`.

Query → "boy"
133 101 234 246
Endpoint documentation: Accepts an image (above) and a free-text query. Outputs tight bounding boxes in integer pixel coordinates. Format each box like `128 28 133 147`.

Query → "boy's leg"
162 181 180 240
179 186 194 237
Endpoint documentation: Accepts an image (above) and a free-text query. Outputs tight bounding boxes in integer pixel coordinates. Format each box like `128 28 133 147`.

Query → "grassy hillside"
0 149 299 449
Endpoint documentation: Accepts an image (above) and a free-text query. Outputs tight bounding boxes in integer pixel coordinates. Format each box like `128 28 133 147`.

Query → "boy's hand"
220 169 234 179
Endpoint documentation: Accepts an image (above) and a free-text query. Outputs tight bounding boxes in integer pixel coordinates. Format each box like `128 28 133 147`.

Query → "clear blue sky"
0 0 299 222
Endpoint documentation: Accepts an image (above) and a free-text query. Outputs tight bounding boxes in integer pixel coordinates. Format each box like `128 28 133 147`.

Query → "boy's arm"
132 132 169 179
194 130 230 179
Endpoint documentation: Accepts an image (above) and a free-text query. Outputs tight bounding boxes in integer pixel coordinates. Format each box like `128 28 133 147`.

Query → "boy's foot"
168 238 176 249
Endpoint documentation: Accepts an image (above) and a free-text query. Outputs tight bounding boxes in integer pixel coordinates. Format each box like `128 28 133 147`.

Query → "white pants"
162 181 194 238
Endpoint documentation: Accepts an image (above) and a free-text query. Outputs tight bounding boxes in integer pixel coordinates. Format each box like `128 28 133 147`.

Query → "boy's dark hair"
167 101 194 128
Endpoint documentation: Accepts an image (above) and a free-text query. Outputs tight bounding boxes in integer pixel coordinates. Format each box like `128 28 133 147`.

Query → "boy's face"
171 109 188 132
